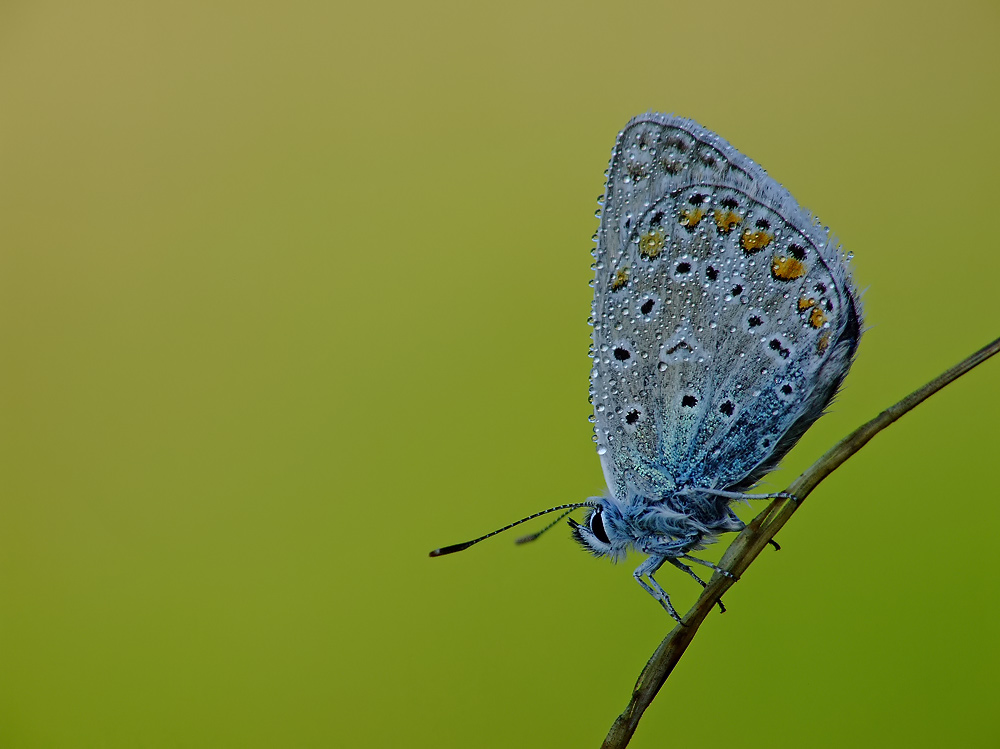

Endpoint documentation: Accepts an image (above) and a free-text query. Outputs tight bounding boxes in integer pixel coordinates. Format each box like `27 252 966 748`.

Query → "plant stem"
601 335 1000 749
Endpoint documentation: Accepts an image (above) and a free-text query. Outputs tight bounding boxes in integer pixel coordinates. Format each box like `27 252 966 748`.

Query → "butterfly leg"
699 488 797 502
680 554 736 580
727 508 781 551
633 556 682 623
666 557 726 613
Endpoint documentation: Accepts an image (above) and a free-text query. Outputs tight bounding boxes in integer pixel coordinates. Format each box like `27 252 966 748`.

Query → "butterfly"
432 113 861 622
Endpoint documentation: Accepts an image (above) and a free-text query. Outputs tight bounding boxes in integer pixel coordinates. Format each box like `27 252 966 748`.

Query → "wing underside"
590 114 859 502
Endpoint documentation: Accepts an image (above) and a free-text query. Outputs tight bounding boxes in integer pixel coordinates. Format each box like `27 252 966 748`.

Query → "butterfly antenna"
429 503 592 557
514 508 576 545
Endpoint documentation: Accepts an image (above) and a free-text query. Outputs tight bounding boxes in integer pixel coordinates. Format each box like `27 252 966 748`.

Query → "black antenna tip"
429 542 474 557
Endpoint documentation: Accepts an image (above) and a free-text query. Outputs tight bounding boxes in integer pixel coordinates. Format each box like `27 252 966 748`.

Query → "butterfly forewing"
591 113 859 502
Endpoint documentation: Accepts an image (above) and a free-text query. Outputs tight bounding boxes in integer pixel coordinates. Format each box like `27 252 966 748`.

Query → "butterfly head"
569 497 631 563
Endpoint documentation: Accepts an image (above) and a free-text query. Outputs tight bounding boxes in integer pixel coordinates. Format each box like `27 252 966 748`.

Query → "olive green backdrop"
3 2 998 747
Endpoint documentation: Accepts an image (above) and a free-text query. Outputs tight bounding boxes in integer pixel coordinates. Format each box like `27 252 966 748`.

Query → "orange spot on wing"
639 231 665 258
680 208 705 229
809 307 827 329
771 255 807 281
713 210 741 234
741 229 773 253
817 333 830 354
797 297 816 312
611 268 629 291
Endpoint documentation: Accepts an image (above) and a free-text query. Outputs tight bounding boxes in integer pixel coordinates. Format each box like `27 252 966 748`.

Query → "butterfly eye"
590 509 610 544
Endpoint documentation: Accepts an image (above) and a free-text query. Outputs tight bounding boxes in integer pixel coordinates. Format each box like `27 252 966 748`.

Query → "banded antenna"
429 502 592 557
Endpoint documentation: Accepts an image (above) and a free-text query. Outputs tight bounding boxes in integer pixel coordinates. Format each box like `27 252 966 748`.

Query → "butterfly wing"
591 113 860 503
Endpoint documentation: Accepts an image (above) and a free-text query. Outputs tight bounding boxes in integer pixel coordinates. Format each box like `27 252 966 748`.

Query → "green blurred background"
2 1 998 746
